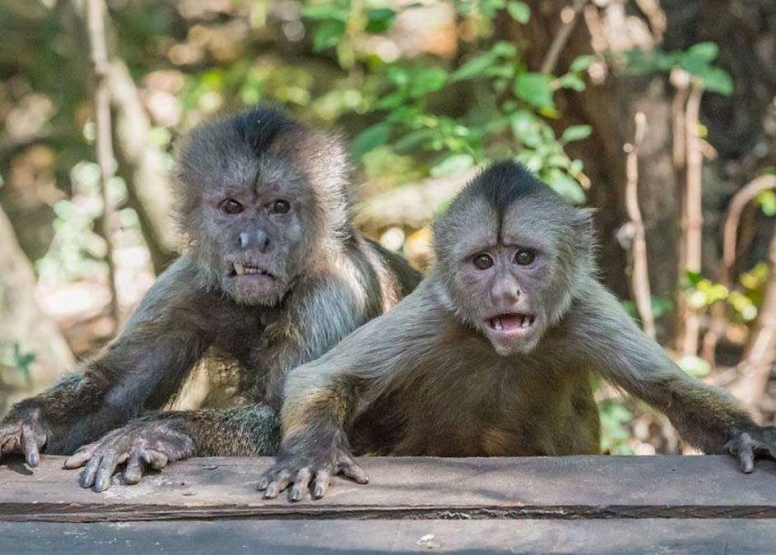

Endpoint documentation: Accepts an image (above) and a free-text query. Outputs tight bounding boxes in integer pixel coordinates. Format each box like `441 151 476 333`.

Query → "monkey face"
433 162 593 356
174 107 351 306
199 155 319 305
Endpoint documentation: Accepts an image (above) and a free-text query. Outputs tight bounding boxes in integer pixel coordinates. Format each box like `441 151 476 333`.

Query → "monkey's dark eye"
514 249 535 266
473 254 494 270
220 199 244 215
271 200 291 214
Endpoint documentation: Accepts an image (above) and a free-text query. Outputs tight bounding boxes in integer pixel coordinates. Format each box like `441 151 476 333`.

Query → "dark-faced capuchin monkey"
0 106 420 491
259 160 776 501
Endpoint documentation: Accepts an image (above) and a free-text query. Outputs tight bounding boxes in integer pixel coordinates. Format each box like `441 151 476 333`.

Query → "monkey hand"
257 441 369 502
725 426 776 473
63 417 196 492
0 404 49 467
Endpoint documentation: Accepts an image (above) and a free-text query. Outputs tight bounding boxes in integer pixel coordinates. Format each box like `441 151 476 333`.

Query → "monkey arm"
259 283 438 500
0 258 215 465
573 279 774 470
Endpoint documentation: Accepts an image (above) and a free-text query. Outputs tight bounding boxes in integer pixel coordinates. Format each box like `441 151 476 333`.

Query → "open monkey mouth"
228 263 276 279
486 313 536 336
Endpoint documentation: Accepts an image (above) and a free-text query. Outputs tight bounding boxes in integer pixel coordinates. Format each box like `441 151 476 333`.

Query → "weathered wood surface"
2 519 774 554
2 455 776 522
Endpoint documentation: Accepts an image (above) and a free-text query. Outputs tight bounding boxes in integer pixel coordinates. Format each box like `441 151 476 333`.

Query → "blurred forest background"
2 0 776 455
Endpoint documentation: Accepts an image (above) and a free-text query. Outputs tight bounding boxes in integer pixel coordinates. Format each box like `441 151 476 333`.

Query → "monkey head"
174 106 351 306
432 161 594 356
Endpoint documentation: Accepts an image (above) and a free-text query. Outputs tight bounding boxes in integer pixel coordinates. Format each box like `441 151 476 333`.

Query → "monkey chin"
481 314 541 356
226 274 286 306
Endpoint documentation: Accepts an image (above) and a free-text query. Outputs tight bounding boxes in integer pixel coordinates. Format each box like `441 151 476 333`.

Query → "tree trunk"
0 204 74 416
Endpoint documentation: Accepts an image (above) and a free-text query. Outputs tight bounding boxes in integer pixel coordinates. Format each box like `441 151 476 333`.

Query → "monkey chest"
353 368 599 457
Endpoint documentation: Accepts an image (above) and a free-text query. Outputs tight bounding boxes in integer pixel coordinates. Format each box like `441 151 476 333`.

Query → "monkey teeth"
489 314 535 333
232 263 271 277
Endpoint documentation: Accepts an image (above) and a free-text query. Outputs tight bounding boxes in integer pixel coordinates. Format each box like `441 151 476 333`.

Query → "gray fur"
261 161 773 501
0 106 421 491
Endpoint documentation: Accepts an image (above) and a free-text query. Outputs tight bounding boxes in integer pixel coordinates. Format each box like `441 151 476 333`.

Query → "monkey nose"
239 230 270 252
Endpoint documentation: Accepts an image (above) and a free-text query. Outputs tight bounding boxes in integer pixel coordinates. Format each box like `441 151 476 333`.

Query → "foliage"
0 343 35 385
623 42 734 95
599 399 634 455
302 0 591 203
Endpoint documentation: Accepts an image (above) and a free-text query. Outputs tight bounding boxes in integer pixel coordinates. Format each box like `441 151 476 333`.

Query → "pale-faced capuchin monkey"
259 160 776 501
0 106 420 492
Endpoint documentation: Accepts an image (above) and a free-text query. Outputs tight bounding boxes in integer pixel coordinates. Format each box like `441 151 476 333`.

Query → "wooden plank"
1 455 776 522
1 519 775 554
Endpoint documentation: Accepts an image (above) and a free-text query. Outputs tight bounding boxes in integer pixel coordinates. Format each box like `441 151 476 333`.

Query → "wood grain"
2 455 776 523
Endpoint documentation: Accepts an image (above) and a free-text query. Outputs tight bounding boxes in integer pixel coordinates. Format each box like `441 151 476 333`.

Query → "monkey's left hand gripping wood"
2 455 776 553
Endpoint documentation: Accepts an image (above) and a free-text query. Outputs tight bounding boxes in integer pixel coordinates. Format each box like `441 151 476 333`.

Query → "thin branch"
540 0 589 75
730 226 776 410
676 81 704 357
353 169 478 233
85 0 120 326
722 175 776 286
623 112 655 339
107 62 178 273
702 175 776 363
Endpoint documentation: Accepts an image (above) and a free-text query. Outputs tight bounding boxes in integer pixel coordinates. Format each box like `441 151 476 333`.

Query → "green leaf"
393 128 437 153
302 4 349 22
365 8 396 34
698 66 734 96
557 73 586 91
430 153 475 177
506 1 530 23
376 91 406 110
570 54 596 73
386 66 410 88
351 122 392 157
686 42 719 63
408 68 448 97
492 41 518 57
560 125 593 144
453 53 499 82
684 269 703 286
514 73 554 109
543 168 586 204
313 19 347 52
757 190 776 216
452 42 517 82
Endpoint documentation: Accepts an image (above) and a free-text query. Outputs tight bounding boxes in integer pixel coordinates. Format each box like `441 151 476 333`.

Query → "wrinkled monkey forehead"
441 195 563 258
500 196 570 249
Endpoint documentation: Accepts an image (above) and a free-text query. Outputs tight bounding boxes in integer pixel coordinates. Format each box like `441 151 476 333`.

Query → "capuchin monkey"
259 160 776 502
0 106 420 492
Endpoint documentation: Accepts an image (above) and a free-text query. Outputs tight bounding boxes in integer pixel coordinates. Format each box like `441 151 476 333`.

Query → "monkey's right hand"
257 441 369 502
0 405 48 467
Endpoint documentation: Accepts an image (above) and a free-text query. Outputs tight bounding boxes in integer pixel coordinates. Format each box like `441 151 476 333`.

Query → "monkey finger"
79 456 103 488
257 475 271 491
339 456 369 484
123 447 147 485
263 469 292 499
289 467 313 502
63 443 99 469
738 447 755 474
93 451 128 492
142 449 168 470
21 425 40 467
312 470 331 499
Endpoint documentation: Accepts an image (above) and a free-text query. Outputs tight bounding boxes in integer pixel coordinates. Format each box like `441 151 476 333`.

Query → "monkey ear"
572 207 596 237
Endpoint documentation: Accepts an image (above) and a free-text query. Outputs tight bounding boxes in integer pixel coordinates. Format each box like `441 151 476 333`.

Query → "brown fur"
0 106 421 492
260 161 773 502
